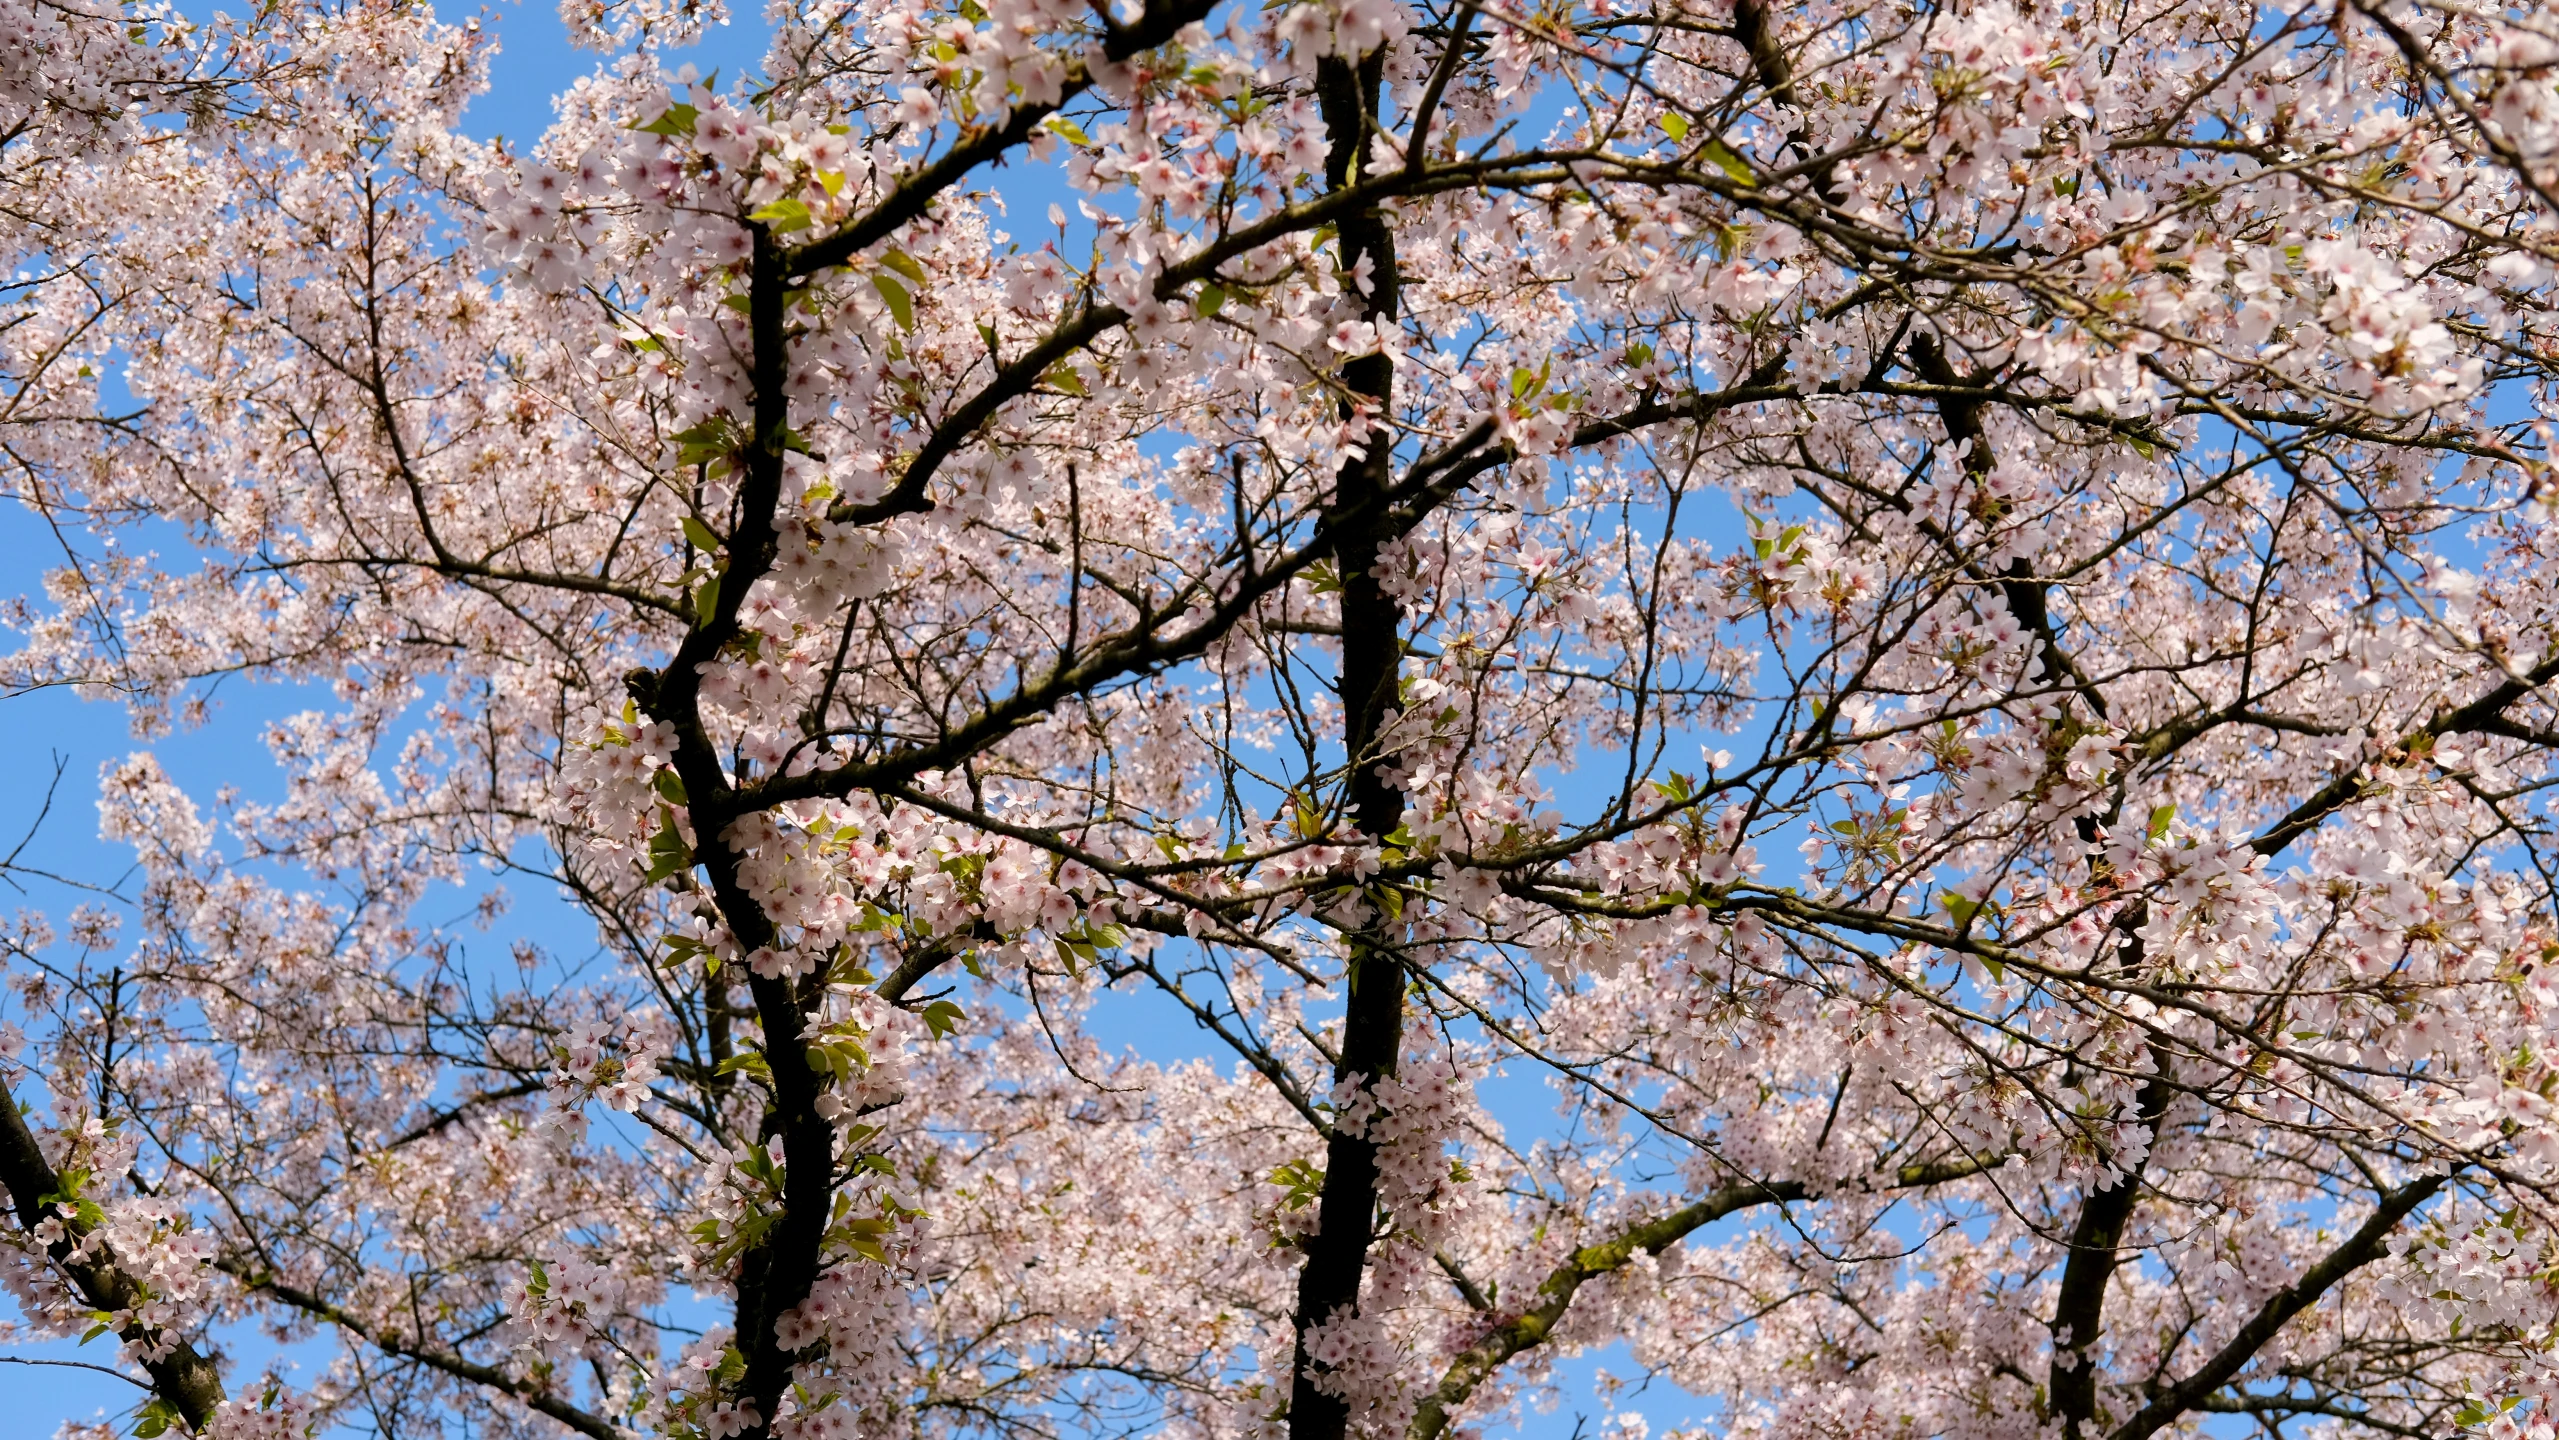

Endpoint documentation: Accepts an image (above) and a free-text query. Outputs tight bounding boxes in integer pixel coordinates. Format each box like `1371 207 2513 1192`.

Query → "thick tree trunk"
634 226 842 1439
1288 41 1410 1440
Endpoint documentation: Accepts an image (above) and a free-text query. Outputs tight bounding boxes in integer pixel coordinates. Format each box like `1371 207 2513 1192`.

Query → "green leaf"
806 1036 872 1077
880 249 928 284
920 998 965 1039
1698 137 1756 186
1041 362 1087 396
715 1049 773 1081
630 103 700 137
670 417 737 466
1289 796 1323 839
872 274 916 331
1195 282 1227 317
1042 116 1092 146
654 767 689 806
692 572 723 624
681 516 722 553
2147 804 2176 843
1268 1157 1325 1210
749 196 814 233
42 1165 92 1206
643 806 695 883
1657 111 1690 142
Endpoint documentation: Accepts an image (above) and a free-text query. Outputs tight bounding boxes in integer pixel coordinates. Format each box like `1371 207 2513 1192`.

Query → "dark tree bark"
1288 38 1413 1440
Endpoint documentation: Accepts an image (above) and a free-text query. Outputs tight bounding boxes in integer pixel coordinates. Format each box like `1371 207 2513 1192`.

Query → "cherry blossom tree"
0 0 495 1425
9 0 2559 1437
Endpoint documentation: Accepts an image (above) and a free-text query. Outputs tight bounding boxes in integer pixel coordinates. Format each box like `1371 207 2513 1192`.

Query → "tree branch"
1409 1157 1997 1440
0 1089 226 1432
2105 1173 2447 1440
230 1265 621 1440
2050 1062 2175 1438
